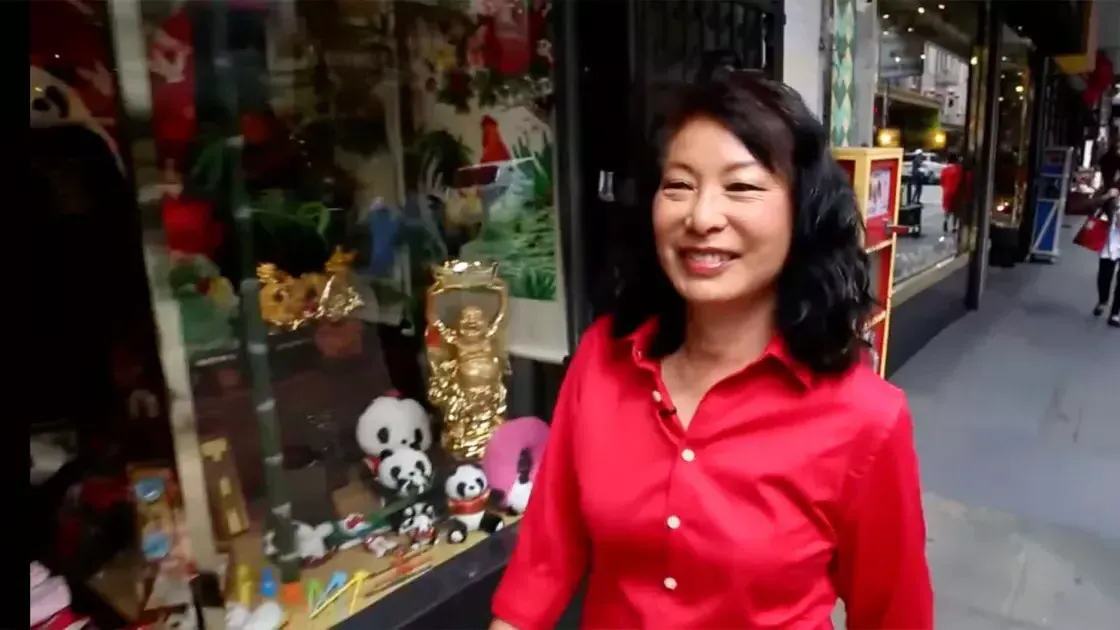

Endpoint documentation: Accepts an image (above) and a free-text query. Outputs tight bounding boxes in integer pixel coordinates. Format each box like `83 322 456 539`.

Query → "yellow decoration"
316 248 363 321
426 260 509 461
235 564 253 606
256 247 362 331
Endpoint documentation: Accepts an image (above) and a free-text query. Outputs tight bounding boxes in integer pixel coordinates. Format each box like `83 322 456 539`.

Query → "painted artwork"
404 0 558 301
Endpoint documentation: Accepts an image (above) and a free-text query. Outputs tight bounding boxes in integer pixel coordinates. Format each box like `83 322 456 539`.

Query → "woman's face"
653 116 793 307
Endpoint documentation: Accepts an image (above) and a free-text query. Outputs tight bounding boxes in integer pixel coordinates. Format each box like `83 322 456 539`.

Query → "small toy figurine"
259 568 277 601
444 463 505 543
335 513 388 550
505 448 535 515
481 416 548 514
398 502 438 549
235 564 253 606
363 533 400 558
262 521 335 567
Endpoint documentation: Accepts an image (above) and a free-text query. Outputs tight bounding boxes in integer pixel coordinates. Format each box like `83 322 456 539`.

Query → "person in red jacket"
491 74 932 630
940 153 963 233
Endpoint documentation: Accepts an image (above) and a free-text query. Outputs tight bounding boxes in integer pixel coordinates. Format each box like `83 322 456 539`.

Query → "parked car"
902 151 946 184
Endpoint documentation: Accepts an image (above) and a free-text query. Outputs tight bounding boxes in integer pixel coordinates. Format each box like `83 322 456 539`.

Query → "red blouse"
492 318 932 629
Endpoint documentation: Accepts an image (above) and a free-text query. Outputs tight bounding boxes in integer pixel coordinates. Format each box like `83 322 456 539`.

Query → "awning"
1003 0 1087 58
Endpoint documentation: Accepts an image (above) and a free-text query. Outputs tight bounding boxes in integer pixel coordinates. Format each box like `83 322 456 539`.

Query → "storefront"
835 0 1090 373
29 1 788 629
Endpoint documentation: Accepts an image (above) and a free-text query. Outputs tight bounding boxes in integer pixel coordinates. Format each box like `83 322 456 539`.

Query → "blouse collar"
621 317 815 390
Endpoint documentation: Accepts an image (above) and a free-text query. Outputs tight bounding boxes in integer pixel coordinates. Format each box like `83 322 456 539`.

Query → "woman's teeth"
684 251 733 264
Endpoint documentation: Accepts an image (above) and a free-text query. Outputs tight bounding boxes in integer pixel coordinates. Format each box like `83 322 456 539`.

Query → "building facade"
27 1 1097 628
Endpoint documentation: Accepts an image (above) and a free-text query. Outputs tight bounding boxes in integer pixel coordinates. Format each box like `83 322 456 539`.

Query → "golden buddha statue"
426 261 509 461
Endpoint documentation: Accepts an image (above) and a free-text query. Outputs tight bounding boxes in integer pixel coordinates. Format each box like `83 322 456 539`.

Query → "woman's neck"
678 295 776 372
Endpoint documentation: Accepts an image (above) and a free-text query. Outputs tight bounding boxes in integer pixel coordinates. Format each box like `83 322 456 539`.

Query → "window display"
104 0 560 626
876 1 981 285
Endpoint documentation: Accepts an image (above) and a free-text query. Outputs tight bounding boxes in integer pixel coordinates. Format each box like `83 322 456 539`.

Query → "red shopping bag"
1073 213 1110 252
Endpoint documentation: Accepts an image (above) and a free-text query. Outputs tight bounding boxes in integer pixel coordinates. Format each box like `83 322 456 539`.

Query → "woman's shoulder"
568 316 622 367
818 364 910 442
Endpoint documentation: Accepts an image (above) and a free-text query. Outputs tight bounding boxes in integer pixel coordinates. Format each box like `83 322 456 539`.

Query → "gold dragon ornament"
257 247 362 331
425 261 509 461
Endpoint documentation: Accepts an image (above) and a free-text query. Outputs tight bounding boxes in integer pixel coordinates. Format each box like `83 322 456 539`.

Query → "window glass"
135 0 559 624
876 1 980 284
991 40 1034 229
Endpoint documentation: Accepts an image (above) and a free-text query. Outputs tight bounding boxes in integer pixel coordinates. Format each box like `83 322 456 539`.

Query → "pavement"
894 184 961 284
844 222 1120 629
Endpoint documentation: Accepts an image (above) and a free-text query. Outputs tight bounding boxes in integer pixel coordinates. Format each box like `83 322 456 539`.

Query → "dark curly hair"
602 72 874 375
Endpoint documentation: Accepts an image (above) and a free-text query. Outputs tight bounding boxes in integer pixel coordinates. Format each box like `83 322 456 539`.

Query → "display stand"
1029 147 1074 262
832 148 905 377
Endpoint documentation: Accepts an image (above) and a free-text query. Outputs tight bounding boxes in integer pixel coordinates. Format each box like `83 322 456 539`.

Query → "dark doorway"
569 0 785 332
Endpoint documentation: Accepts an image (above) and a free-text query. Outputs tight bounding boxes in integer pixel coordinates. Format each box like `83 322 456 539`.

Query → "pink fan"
482 416 550 510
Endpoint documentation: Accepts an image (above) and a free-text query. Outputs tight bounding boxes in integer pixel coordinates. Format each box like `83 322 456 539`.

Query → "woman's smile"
678 247 740 277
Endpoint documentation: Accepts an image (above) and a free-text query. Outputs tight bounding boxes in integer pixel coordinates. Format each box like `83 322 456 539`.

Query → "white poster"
868 168 892 219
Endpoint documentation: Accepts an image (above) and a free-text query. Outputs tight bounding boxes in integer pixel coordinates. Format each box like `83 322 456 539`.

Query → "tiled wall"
829 0 855 146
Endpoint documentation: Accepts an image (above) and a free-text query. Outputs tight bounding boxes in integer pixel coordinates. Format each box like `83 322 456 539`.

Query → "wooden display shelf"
88 479 518 629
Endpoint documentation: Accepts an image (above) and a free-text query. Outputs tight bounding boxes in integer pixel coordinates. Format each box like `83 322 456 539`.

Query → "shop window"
102 0 561 626
991 48 1034 230
876 0 981 285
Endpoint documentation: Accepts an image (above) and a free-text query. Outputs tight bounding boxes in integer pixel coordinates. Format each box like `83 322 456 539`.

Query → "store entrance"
570 0 784 329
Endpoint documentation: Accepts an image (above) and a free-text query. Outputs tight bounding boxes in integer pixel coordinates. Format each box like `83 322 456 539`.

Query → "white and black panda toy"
398 501 437 547
444 463 505 544
370 447 434 498
356 395 433 460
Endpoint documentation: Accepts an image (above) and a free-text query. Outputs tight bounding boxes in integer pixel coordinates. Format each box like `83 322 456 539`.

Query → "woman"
491 75 932 629
939 153 963 233
1093 186 1120 327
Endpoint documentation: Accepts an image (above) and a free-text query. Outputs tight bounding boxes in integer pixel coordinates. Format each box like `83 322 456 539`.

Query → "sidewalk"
893 225 1120 628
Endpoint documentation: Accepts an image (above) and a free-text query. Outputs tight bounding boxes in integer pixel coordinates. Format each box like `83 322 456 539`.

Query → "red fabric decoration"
149 9 197 164
241 113 273 145
1083 51 1114 107
162 196 223 257
29 0 119 140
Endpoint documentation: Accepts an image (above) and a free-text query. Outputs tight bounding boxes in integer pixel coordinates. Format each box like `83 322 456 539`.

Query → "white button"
652 390 663 403
680 448 695 462
664 576 678 591
666 515 681 529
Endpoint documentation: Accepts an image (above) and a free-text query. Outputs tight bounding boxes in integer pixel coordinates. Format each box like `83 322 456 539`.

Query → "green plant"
511 133 554 210
252 189 331 241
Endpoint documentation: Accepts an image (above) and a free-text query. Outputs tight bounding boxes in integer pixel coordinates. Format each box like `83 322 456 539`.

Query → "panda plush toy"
444 463 505 544
368 447 436 539
356 395 433 461
371 447 434 498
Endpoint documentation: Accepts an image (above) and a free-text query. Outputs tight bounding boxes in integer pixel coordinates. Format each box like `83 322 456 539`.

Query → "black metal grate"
640 0 783 84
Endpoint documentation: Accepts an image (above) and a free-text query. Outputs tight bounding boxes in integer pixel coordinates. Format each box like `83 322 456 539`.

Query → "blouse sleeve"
834 403 934 630
490 322 601 629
